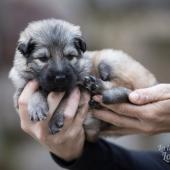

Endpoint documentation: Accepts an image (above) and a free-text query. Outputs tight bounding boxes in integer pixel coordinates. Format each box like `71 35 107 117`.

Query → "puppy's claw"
89 75 96 82
84 76 91 86
91 84 98 91
30 116 34 121
83 75 103 94
28 105 48 122
89 99 101 109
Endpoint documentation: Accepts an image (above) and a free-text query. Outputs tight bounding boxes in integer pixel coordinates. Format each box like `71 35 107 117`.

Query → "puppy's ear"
17 39 36 57
74 37 86 53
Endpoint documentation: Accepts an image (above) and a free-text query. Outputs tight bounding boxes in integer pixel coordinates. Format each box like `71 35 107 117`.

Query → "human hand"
93 84 170 135
18 81 89 161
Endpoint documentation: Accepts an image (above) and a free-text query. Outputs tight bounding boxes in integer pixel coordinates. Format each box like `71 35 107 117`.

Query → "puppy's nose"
55 75 66 82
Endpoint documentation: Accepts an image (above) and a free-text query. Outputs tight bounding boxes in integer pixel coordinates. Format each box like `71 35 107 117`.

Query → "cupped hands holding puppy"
18 82 170 162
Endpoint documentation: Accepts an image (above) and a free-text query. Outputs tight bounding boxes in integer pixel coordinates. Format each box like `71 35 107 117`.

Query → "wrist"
50 149 83 162
49 141 84 161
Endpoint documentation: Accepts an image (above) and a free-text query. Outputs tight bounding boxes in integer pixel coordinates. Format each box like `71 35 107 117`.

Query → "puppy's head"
16 19 86 92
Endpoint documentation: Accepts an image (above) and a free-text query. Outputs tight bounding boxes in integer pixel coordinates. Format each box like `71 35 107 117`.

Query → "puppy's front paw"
28 101 48 121
28 92 48 121
83 76 103 94
88 99 101 109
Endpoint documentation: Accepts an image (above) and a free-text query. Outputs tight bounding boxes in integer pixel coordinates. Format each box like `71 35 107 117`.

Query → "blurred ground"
0 0 170 170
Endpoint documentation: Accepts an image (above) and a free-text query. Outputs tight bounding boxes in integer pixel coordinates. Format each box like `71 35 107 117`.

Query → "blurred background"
0 0 170 169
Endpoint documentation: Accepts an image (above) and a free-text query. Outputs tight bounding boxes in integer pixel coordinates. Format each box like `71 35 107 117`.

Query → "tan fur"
83 49 157 141
9 19 157 141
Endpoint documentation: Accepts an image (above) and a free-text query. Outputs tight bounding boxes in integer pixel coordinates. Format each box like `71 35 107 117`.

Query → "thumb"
129 84 170 105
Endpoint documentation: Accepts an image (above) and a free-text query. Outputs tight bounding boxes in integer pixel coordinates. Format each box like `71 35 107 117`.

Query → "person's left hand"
92 84 170 135
18 81 89 161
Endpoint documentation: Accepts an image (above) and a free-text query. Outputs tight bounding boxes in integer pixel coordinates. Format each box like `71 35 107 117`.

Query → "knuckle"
48 92 56 99
20 122 29 133
140 111 155 121
142 125 155 134
55 137 65 145
18 96 27 106
112 118 123 127
37 132 47 143
64 113 74 120
67 130 76 139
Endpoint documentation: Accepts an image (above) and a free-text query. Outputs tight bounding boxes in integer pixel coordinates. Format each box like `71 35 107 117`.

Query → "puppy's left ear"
74 37 86 53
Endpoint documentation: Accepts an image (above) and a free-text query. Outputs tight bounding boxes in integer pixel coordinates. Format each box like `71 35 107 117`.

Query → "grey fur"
9 19 157 141
9 19 87 122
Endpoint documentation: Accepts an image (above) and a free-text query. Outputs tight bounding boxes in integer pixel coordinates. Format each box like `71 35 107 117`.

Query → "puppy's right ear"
74 37 86 53
17 39 35 57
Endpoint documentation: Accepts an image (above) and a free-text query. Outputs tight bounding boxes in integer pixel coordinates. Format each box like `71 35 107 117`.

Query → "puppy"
9 19 157 141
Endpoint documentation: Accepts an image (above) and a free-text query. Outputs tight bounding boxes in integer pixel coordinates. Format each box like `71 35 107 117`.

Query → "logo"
158 144 170 163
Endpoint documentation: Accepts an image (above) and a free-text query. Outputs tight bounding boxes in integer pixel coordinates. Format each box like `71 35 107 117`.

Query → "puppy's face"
16 19 86 92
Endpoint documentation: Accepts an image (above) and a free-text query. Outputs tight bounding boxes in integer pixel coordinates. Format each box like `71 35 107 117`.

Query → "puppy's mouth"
36 64 79 93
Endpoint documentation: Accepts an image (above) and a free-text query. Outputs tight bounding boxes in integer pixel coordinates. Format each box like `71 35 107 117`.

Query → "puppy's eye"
38 56 49 62
66 54 75 60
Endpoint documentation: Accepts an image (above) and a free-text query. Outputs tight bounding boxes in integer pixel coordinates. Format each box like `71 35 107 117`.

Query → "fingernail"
29 80 38 85
93 95 102 102
130 92 140 101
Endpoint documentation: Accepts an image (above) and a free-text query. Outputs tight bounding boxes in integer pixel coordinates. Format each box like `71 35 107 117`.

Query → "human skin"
18 82 170 161
18 81 89 161
93 84 170 135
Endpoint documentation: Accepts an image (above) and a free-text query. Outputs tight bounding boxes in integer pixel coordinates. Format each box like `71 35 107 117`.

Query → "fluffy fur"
9 19 157 141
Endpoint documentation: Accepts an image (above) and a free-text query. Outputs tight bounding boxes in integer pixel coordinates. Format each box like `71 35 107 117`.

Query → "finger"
63 87 80 127
18 80 39 122
129 84 170 105
93 110 140 129
34 91 65 135
93 95 142 118
47 92 65 121
74 91 90 126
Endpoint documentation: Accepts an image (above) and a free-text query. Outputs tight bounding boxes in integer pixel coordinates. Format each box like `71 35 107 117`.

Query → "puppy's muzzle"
38 64 77 93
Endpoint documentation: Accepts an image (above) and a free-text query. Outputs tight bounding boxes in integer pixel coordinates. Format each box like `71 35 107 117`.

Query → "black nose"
55 75 66 82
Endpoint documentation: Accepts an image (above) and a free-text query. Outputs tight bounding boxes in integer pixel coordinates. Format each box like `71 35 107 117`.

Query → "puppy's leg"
28 91 48 121
49 111 64 134
102 87 131 104
48 97 67 134
83 75 131 105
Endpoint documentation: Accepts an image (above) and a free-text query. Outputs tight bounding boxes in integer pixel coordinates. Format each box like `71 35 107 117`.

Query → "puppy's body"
9 19 157 141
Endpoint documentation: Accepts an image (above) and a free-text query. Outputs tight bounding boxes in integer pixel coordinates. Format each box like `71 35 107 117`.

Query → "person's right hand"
93 84 170 135
18 81 89 161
